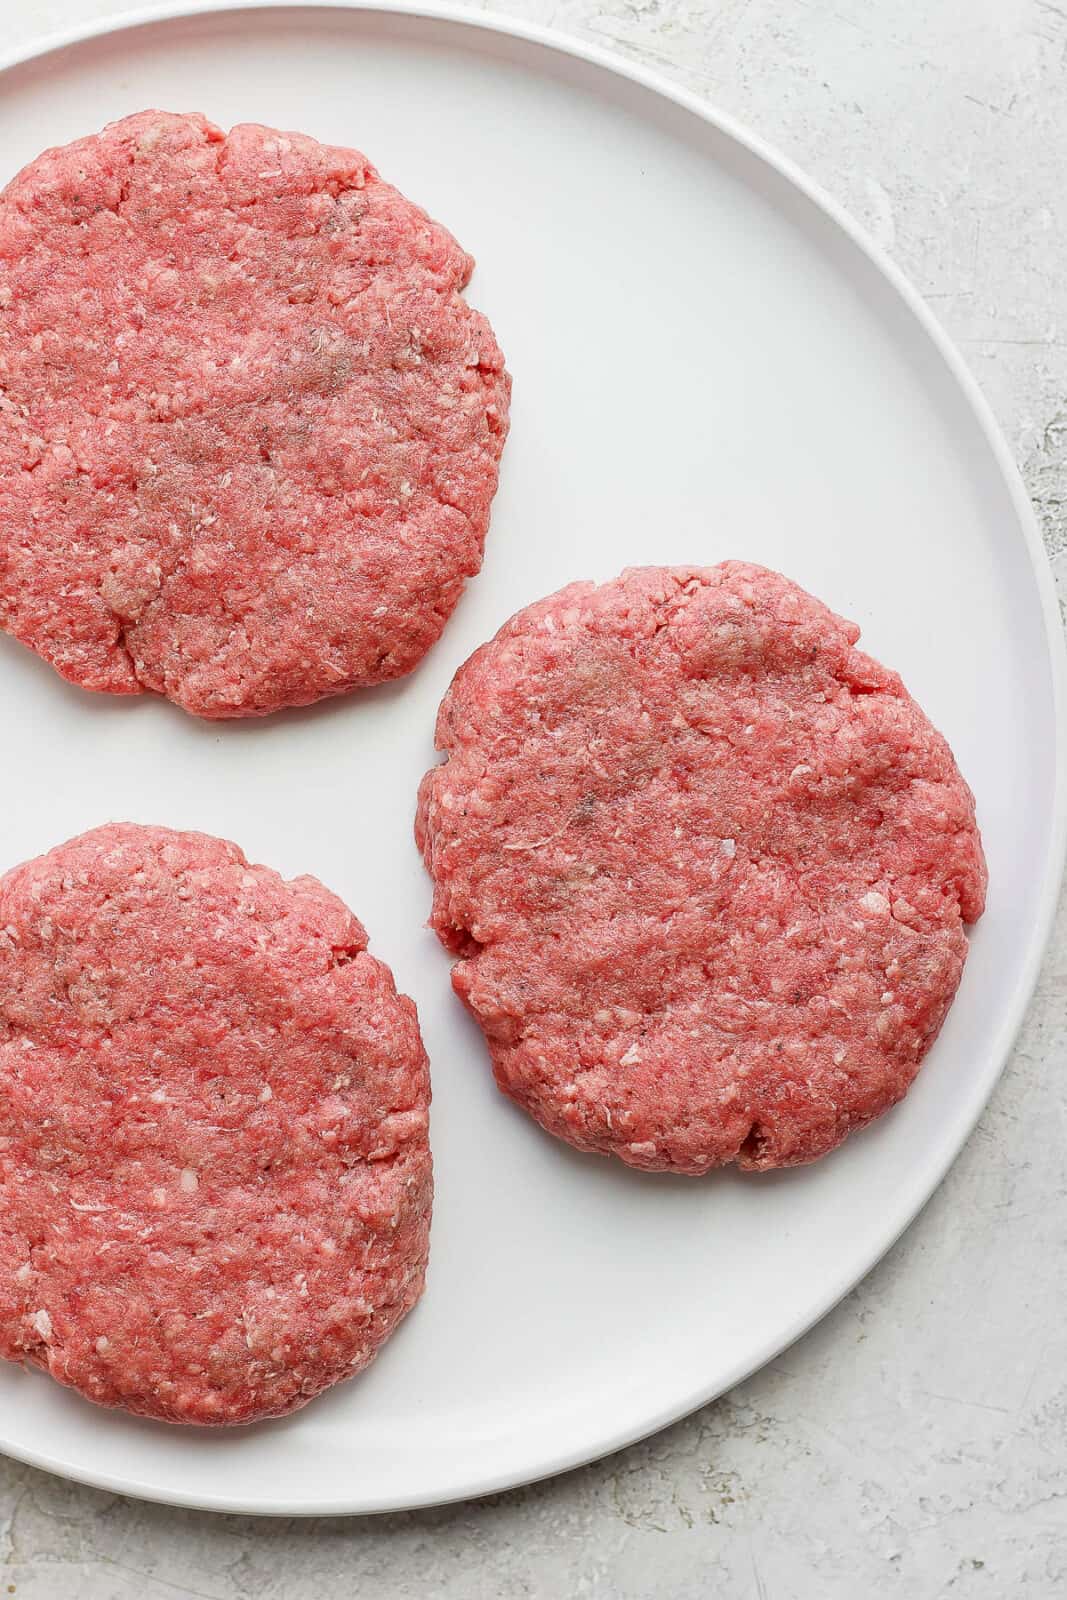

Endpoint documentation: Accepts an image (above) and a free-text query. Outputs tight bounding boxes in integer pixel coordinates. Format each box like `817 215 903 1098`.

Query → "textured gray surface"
2 1 1065 1595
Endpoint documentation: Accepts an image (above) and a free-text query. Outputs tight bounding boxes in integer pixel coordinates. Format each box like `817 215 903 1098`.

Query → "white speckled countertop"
1 2 1065 1595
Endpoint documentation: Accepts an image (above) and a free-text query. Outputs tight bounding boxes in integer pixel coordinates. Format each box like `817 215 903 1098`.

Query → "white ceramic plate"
0 0 1063 1517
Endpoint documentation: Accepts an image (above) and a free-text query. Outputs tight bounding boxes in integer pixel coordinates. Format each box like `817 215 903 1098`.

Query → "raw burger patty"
0 110 510 717
0 823 431 1423
416 563 987 1174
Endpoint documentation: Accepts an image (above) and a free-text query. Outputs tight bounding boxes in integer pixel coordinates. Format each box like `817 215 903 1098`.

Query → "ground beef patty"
417 563 987 1175
0 111 509 717
0 823 431 1423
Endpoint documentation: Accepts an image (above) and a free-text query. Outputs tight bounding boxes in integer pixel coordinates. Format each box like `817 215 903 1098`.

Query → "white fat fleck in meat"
860 890 890 915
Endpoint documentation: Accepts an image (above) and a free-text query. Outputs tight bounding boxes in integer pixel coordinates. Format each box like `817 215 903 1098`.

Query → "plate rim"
0 0 1064 1518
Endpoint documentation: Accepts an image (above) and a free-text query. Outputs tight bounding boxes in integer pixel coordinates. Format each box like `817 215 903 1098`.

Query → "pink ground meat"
0 111 509 717
417 563 987 1175
0 823 432 1423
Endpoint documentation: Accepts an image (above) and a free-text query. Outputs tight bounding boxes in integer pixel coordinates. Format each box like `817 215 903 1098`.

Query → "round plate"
0 0 1063 1517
